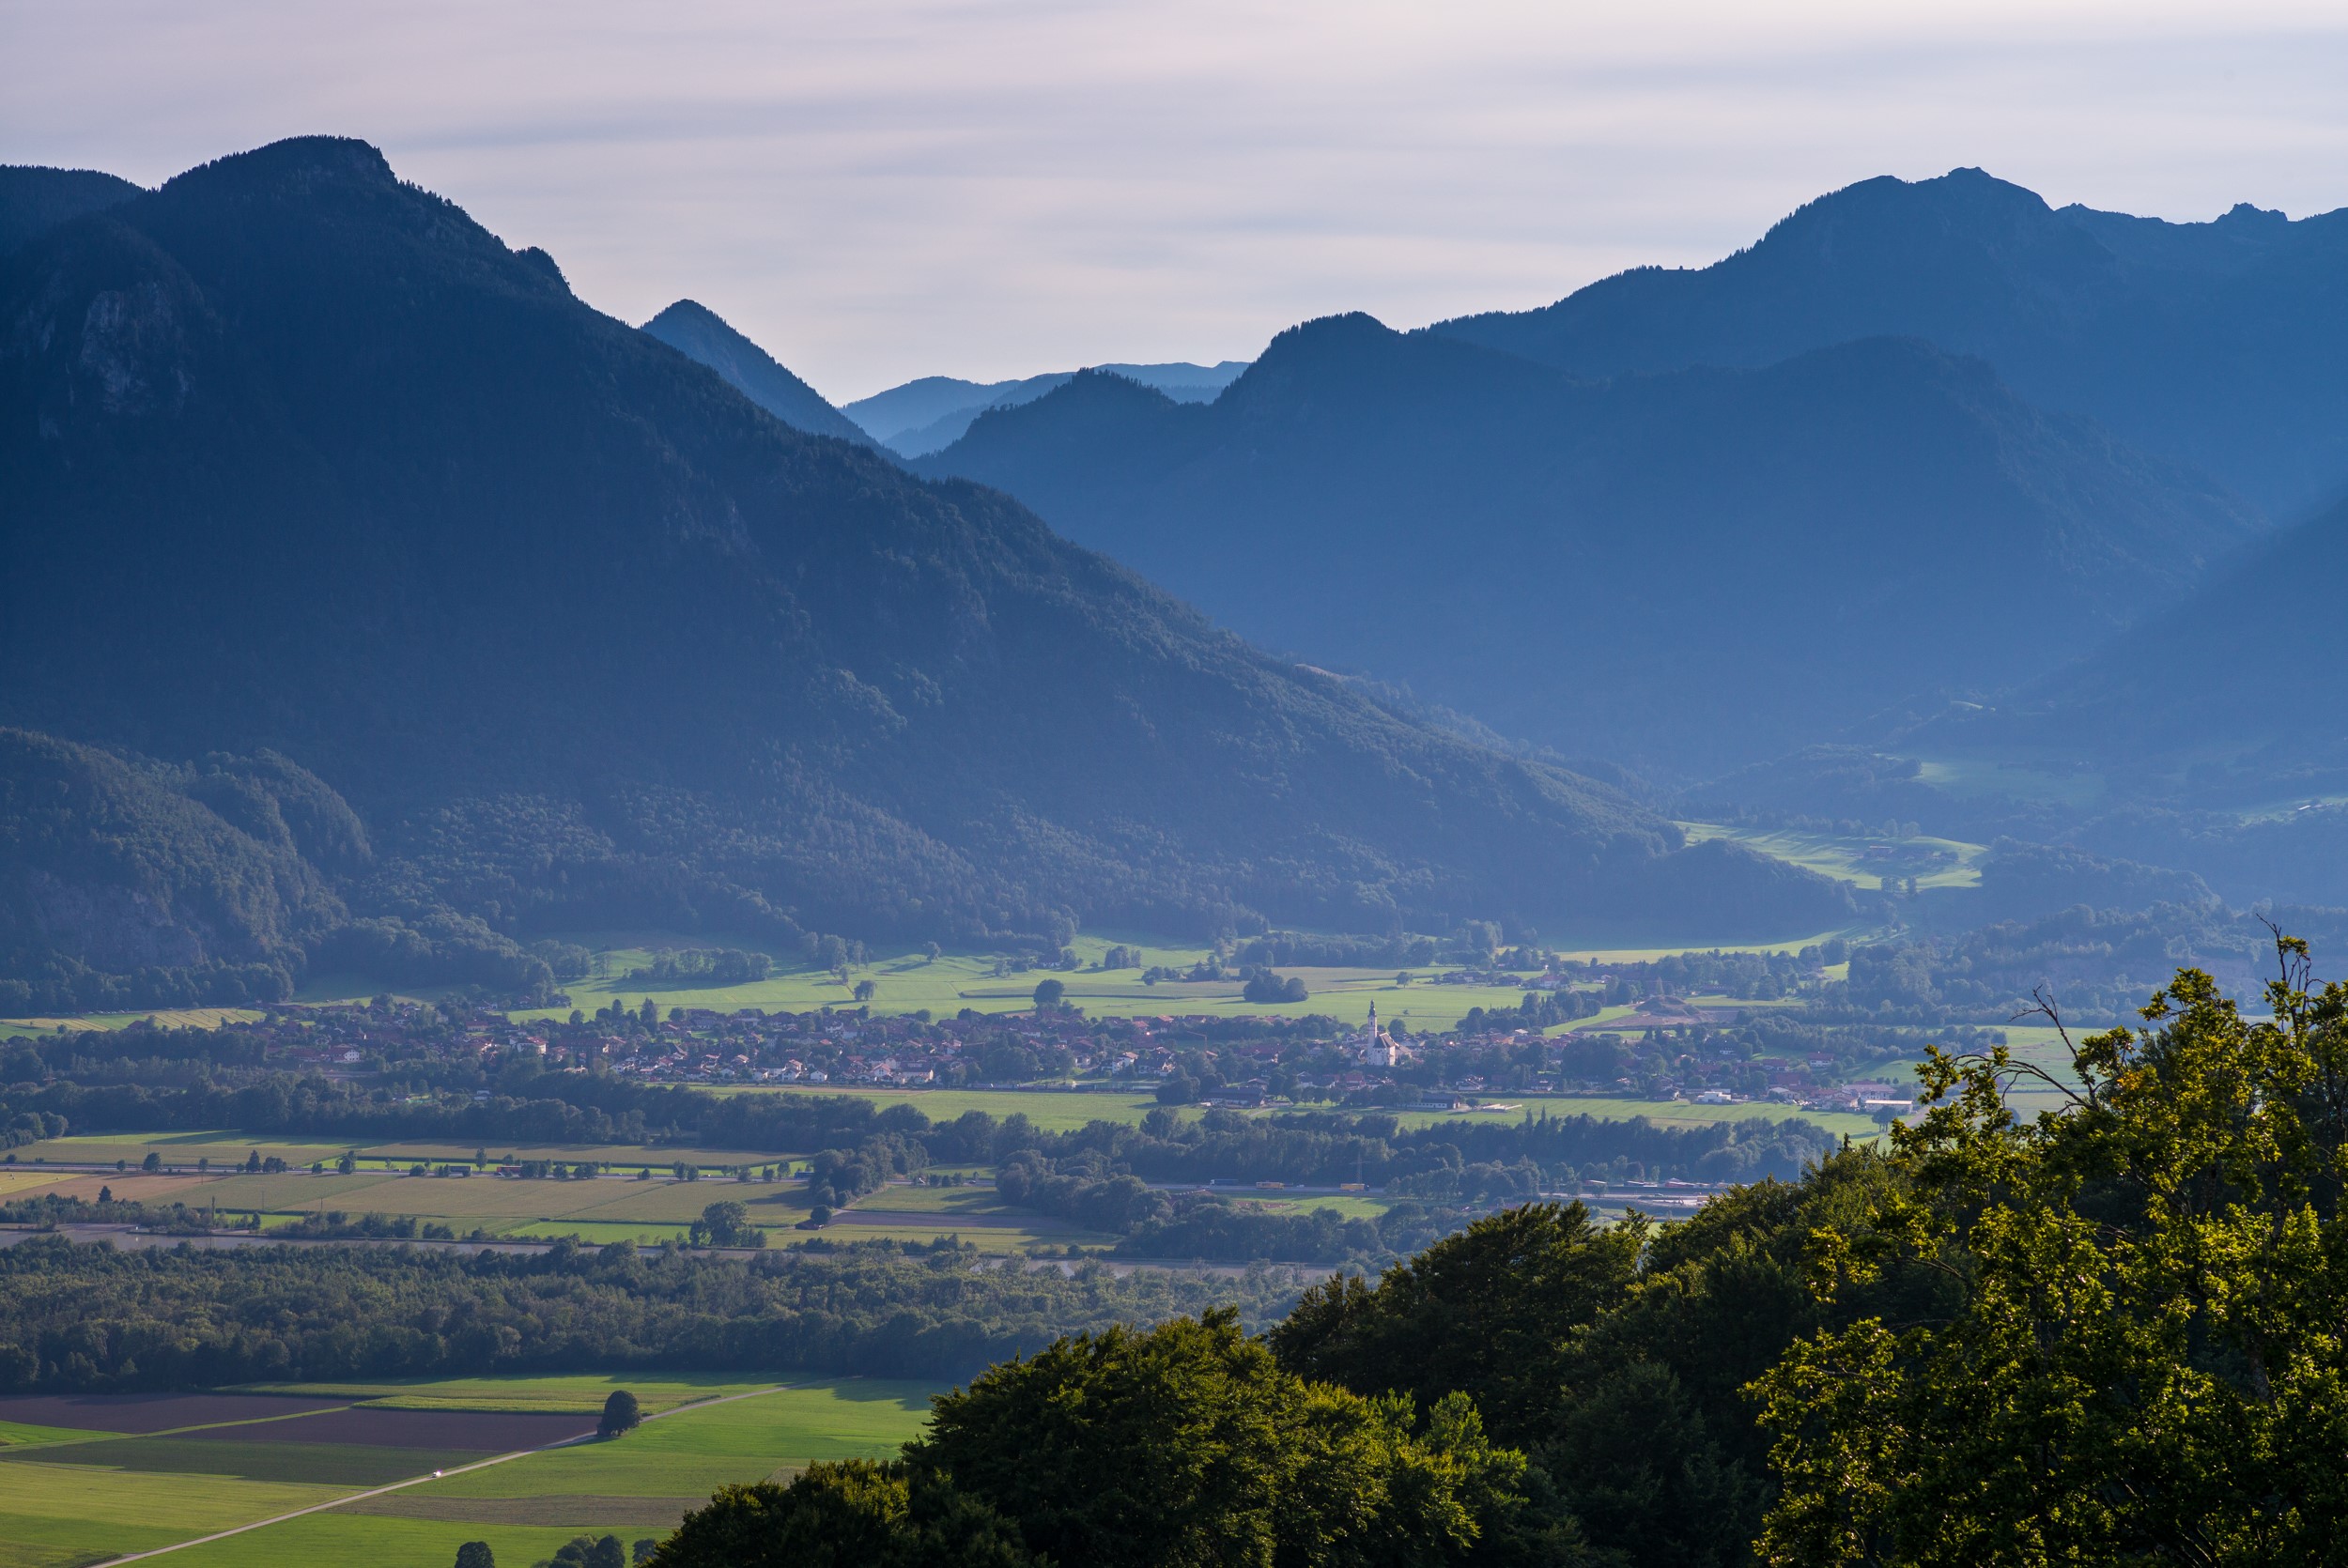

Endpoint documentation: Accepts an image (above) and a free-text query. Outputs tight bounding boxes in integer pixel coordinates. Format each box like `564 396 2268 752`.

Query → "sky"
7 1 2348 402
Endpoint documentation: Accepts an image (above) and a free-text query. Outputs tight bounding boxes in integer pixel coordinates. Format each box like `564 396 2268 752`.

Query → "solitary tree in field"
1032 977 1065 1010
453 1543 493 1568
599 1390 641 1438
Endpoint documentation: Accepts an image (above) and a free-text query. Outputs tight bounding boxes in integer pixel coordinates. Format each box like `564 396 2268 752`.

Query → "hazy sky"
7 1 2347 400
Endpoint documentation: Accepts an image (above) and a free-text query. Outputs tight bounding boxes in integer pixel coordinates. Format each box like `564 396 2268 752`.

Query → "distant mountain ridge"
919 312 2260 775
847 361 1249 456
1432 168 2348 517
640 300 874 446
0 165 144 257
1934 492 2348 776
0 138 1851 1002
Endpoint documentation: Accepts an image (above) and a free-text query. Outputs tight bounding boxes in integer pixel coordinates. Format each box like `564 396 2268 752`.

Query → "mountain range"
919 313 2260 775
0 137 1846 1006
845 361 1249 457
1433 167 2348 521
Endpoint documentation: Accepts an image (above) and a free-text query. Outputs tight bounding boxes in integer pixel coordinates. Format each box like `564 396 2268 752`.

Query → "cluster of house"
241 991 1910 1117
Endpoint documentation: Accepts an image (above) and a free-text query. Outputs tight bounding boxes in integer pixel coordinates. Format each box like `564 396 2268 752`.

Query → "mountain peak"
160 135 397 200
639 299 871 445
1421 168 2348 515
1753 167 2065 265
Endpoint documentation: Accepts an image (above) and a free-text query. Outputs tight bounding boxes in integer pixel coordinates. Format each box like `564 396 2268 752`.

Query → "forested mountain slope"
0 137 1848 1000
920 313 2257 774
0 164 142 256
639 299 874 445
1913 493 2348 901
1433 167 2348 517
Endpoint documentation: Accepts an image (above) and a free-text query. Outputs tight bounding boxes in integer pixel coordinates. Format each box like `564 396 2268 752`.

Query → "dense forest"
0 1237 1302 1390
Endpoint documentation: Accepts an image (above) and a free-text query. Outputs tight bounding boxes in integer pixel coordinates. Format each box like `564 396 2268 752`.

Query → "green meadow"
244 1374 773 1416
0 1007 265 1040
501 927 1884 1029
704 1084 1166 1131
0 1375 940 1568
1386 1095 1882 1140
3 925 1903 1039
505 932 1547 1029
1677 822 1986 891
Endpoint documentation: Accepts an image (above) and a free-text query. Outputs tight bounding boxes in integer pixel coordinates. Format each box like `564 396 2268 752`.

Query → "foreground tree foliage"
1268 1202 1641 1449
1754 940 2348 1564
657 1310 1582 1568
652 1460 1035 1568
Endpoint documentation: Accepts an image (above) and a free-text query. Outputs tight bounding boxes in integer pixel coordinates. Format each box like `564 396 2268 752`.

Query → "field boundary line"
83 1382 798 1565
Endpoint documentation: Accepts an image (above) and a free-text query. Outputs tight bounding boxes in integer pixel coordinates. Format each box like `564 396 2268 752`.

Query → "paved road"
82 1383 796 1565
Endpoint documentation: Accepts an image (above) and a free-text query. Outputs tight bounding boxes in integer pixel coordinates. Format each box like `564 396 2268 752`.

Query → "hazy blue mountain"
848 361 1248 456
1939 493 2348 777
0 136 1849 1000
640 299 874 445
1431 168 2348 518
919 313 2260 776
0 165 143 256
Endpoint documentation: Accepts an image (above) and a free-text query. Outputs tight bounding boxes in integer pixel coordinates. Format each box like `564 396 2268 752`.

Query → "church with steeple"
1356 1001 1409 1067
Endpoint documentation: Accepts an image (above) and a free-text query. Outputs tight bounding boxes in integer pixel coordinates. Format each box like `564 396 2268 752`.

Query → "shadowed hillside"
920 313 2258 775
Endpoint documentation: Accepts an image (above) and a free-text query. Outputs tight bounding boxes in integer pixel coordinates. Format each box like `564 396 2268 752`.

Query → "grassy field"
6 1130 786 1175
1912 756 2107 808
5 924 1908 1038
496 928 1891 1030
0 1007 265 1040
0 1458 348 1566
1679 822 1986 892
0 1375 941 1568
709 1084 1166 1131
245 1375 773 1416
506 935 1552 1029
1386 1095 1883 1139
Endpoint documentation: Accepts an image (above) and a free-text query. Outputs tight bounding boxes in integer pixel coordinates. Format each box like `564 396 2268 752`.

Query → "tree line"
0 1236 1300 1392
